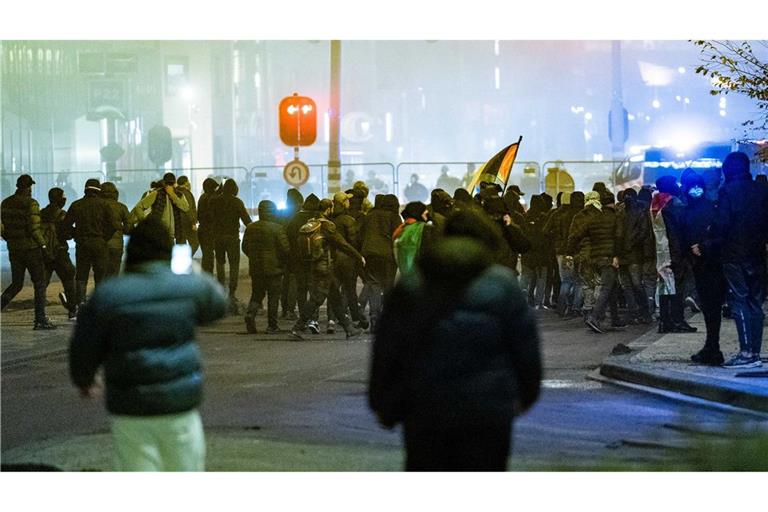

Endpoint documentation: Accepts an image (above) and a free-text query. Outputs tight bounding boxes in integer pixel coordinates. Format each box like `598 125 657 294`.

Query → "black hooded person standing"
69 216 228 471
100 182 132 278
176 176 198 255
242 200 290 334
1 174 56 329
714 151 768 369
331 191 369 329
679 172 727 366
291 199 365 339
210 178 251 314
358 194 402 332
650 176 697 334
62 178 120 309
369 208 542 471
40 187 78 321
279 188 304 320
196 177 220 275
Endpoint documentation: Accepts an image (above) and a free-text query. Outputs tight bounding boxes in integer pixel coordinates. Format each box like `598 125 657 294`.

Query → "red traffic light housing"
279 94 317 147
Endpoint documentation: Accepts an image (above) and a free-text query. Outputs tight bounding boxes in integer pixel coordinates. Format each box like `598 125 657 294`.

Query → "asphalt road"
2 285 762 470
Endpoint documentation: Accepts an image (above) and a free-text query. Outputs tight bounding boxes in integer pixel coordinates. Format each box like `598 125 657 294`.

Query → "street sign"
283 159 310 187
279 94 317 147
88 80 126 112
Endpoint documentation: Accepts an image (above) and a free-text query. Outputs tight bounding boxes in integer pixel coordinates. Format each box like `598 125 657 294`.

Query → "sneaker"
722 354 763 369
685 296 701 313
68 308 78 322
326 320 336 334
33 318 57 330
266 326 282 334
691 348 725 366
58 292 69 309
307 321 320 334
585 317 605 334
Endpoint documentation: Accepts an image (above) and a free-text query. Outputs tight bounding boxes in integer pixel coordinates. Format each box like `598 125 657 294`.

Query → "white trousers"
110 409 206 471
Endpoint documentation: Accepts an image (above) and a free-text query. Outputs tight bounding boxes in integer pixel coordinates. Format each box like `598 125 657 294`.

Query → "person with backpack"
40 187 78 321
291 199 365 340
331 191 369 330
287 194 321 330
242 200 290 334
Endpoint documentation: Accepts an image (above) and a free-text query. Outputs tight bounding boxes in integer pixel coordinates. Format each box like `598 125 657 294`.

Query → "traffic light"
279 94 317 147
147 125 173 166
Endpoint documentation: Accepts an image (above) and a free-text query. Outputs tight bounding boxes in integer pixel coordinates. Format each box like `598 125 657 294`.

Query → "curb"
599 357 768 413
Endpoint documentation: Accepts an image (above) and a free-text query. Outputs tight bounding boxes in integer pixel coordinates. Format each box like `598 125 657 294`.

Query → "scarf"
650 192 674 217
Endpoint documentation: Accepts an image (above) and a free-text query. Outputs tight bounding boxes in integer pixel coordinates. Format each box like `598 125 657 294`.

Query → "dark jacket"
242 207 290 277
567 205 617 262
62 192 119 244
1 190 46 250
210 180 251 237
40 203 70 255
196 181 220 239
286 194 321 268
615 196 653 265
359 195 402 259
715 173 768 264
681 195 722 265
369 237 542 430
331 205 361 268
101 183 132 251
178 187 197 236
543 204 578 256
521 210 550 267
69 262 227 416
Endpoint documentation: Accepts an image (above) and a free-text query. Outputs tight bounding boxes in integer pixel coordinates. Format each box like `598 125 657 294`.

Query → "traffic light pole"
327 40 342 194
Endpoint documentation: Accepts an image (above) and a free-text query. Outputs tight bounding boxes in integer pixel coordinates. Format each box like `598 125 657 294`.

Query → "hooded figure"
714 151 768 368
210 178 252 310
429 189 454 231
196 178 221 274
369 208 542 471
393 201 432 279
100 181 132 277
650 175 696 334
242 200 290 333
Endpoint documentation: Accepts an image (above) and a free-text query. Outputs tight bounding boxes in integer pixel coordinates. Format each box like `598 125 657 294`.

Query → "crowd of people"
2 150 767 363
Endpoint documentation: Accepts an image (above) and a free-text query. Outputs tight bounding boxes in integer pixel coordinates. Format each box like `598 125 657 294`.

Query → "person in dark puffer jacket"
69 216 227 471
369 208 542 471
100 182 132 278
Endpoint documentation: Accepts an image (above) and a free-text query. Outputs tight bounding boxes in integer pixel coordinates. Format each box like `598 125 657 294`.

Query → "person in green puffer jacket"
393 201 434 279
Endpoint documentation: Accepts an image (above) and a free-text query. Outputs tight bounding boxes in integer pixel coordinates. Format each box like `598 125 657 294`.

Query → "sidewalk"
597 312 768 414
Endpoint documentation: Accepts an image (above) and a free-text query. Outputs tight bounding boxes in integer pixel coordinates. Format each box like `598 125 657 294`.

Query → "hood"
222 179 239 196
570 191 585 209
722 151 751 182
202 178 219 194
528 194 546 215
381 194 400 212
655 175 680 196
402 201 427 220
453 188 472 204
286 188 304 210
430 189 454 214
258 200 277 220
417 237 494 286
303 193 320 212
100 182 119 201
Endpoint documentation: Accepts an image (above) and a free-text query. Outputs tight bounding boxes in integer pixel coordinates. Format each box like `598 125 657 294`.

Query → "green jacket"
393 220 426 277
1 190 46 251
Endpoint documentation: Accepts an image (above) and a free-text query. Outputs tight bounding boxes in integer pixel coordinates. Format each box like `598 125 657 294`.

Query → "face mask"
688 186 704 199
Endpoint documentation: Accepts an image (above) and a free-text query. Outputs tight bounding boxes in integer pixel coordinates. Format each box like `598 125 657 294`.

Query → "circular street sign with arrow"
283 159 310 187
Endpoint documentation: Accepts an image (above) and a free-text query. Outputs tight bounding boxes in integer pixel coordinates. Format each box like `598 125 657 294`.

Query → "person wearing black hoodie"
242 200 290 334
615 188 654 325
714 152 768 368
679 173 726 365
196 178 221 275
369 208 541 471
279 188 304 320
210 178 251 313
520 195 550 308
358 194 402 331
